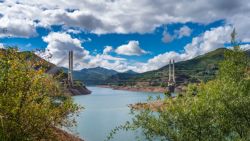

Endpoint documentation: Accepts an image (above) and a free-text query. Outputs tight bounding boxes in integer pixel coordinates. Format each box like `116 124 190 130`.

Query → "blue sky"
0 0 250 72
0 20 224 61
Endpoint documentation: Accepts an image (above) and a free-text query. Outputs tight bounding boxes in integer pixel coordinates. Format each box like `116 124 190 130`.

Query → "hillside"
0 49 91 95
0 49 59 72
108 48 250 87
21 51 68 80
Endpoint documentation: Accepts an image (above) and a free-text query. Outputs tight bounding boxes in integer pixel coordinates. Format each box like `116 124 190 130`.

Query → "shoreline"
97 85 166 93
54 128 84 141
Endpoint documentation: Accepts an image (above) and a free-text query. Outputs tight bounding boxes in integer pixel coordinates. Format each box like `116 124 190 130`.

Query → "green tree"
0 48 81 141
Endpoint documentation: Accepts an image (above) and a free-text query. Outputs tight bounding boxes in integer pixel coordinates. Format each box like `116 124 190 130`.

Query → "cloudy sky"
0 0 250 72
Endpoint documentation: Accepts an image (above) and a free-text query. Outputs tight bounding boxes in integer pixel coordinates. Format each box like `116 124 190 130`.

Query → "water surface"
72 86 163 141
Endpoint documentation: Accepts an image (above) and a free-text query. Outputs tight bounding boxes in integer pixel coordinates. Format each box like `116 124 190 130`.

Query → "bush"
0 48 80 141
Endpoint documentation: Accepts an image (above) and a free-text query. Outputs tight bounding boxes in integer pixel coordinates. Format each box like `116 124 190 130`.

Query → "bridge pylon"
68 50 74 87
167 59 176 93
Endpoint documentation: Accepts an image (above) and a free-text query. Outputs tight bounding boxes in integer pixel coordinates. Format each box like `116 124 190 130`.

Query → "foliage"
0 48 81 141
107 33 250 140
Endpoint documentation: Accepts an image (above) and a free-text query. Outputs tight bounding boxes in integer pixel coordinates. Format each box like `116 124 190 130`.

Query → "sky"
0 0 250 72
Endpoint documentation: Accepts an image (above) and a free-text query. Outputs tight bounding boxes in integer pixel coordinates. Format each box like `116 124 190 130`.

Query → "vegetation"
0 48 81 141
131 48 228 84
107 31 250 140
105 47 249 88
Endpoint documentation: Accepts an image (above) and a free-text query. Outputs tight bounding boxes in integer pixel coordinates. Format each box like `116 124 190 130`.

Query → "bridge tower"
68 50 74 86
168 59 175 93
172 59 175 83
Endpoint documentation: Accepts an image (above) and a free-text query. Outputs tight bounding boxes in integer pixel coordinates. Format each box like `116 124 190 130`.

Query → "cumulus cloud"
176 26 192 38
183 26 232 59
115 40 148 56
66 29 81 34
0 43 4 48
1 0 249 73
240 44 250 50
0 17 37 38
161 31 173 43
103 46 113 54
38 32 128 71
87 54 127 71
0 0 249 38
162 26 192 43
39 26 247 73
40 10 105 32
40 32 90 69
133 26 233 72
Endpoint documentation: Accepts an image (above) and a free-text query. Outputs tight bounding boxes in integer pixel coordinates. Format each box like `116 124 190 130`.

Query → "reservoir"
72 86 163 141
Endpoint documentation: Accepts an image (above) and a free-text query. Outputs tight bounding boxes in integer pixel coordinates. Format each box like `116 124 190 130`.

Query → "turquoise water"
72 86 163 141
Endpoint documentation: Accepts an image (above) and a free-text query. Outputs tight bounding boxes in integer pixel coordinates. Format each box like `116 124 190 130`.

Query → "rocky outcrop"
53 128 84 141
99 85 166 93
68 85 91 95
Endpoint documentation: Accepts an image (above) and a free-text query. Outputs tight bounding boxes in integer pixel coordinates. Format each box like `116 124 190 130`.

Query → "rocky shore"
98 85 166 93
64 85 91 96
68 85 91 95
53 128 84 141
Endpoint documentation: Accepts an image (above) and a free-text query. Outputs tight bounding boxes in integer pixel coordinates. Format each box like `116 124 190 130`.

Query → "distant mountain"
70 67 118 85
105 70 139 85
246 49 250 56
124 70 138 74
63 67 139 85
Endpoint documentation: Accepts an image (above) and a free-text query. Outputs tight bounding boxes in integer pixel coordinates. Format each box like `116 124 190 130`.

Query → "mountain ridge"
106 48 250 88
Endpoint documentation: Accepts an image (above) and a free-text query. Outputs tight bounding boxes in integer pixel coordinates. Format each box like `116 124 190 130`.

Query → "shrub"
0 48 80 141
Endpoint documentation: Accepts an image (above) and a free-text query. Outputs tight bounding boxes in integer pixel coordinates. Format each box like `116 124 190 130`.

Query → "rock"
64 85 91 96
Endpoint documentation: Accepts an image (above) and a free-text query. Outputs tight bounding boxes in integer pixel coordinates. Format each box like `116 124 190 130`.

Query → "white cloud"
1 0 249 73
0 0 249 39
66 29 81 34
40 32 90 69
183 26 232 59
0 17 37 38
132 26 233 72
40 26 249 73
176 26 192 38
161 31 173 43
115 40 148 56
0 43 4 49
162 26 192 43
40 10 105 32
87 54 127 71
103 46 113 54
240 44 250 50
38 31 128 71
